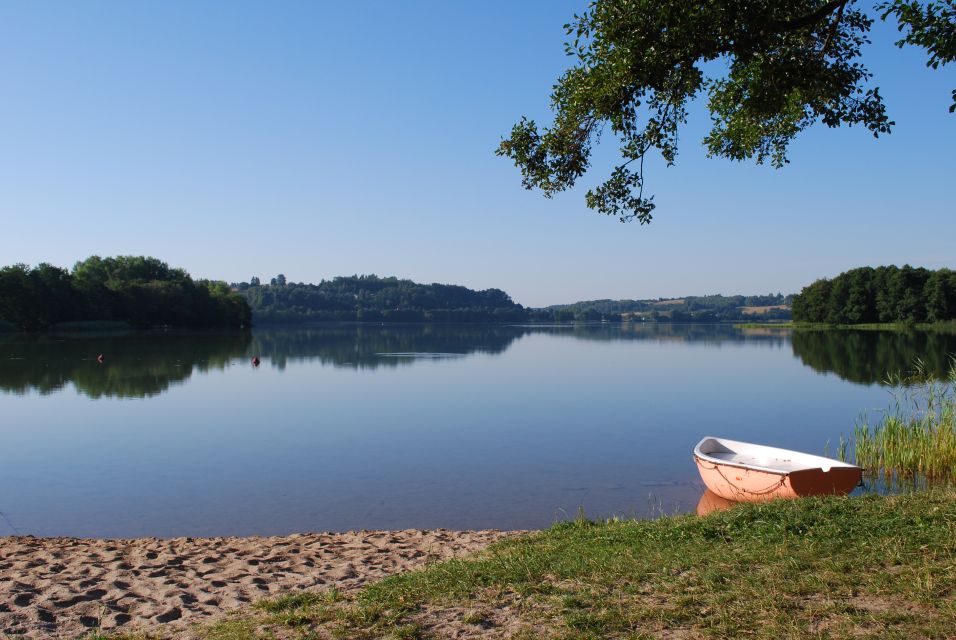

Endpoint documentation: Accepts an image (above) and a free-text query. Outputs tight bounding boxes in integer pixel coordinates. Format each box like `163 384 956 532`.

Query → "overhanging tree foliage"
498 0 955 223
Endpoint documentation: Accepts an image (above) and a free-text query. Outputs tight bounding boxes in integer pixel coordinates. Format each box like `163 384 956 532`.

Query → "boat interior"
695 437 857 473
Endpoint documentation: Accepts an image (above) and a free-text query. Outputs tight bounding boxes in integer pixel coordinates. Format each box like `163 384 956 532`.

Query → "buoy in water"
96 354 105 364
252 356 260 366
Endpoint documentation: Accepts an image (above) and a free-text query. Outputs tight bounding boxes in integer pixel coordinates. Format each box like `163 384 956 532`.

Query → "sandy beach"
0 529 511 639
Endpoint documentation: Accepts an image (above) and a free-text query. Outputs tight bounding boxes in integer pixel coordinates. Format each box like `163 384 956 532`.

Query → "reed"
851 358 956 487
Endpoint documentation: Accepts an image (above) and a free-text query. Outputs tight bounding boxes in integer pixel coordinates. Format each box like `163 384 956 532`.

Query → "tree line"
237 274 528 323
791 266 956 324
0 256 251 331
1 259 797 330
238 275 795 324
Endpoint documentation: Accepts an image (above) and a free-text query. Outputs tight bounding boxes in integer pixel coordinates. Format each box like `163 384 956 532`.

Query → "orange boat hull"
695 455 862 502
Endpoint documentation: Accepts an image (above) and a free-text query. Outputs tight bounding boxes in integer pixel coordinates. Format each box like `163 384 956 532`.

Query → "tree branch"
770 0 851 34
722 0 851 57
821 2 846 56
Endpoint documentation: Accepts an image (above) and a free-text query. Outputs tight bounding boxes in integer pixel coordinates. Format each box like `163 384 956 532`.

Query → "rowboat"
694 437 862 502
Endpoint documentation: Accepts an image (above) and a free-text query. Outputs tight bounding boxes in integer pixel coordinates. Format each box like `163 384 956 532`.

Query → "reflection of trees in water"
249 325 533 370
791 330 956 385
5 324 950 398
0 332 251 398
0 324 795 399
250 323 793 370
538 323 791 347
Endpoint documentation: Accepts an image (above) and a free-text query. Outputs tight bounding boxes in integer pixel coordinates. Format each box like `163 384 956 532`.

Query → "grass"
79 633 158 640
850 359 956 487
195 490 956 639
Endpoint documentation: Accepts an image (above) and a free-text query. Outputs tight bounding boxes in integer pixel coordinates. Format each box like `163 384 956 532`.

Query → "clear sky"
1 1 953 307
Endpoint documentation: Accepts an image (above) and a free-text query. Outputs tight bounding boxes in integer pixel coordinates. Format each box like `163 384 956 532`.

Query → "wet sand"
0 529 511 638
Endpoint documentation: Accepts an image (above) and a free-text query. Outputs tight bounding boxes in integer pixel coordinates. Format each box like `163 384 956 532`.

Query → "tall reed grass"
850 358 956 487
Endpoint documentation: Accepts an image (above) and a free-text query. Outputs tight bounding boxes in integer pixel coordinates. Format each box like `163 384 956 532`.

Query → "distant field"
739 304 791 315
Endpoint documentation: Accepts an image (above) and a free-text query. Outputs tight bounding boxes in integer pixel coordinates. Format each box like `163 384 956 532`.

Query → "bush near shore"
184 490 956 640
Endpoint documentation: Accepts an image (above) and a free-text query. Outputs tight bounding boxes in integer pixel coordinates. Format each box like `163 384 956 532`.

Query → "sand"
0 529 511 639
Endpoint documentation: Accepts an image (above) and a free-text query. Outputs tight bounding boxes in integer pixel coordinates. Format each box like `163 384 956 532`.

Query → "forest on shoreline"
235 275 792 324
7 259 956 331
0 257 250 331
237 275 528 323
792 266 956 324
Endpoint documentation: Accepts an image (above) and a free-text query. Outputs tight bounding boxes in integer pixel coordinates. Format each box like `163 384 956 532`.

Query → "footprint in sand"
155 607 182 623
0 529 513 639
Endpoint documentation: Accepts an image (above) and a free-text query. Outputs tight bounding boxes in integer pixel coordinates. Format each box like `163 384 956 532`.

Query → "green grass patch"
79 632 160 640
255 586 342 613
199 618 274 640
200 490 956 639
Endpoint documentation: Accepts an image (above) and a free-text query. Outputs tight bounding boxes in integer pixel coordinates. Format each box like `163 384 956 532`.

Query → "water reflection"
539 322 791 346
0 323 927 537
696 489 737 516
1 324 954 399
250 323 794 370
790 329 956 385
0 332 250 398
250 324 529 370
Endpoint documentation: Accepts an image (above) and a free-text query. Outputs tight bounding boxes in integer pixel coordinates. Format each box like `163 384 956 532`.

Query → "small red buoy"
96 354 105 364
252 356 260 366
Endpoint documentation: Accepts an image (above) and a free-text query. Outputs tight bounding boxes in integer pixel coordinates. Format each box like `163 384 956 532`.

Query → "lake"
2 324 954 538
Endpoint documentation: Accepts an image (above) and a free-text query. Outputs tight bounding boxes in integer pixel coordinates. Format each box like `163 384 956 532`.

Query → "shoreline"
0 528 515 639
223 491 956 639
734 320 956 331
3 491 954 638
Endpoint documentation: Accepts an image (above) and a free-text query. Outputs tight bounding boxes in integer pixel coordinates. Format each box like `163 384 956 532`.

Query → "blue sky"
1 1 953 307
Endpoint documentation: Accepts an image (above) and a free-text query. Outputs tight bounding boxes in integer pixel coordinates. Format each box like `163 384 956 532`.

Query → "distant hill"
237 274 792 324
541 294 793 322
236 274 527 323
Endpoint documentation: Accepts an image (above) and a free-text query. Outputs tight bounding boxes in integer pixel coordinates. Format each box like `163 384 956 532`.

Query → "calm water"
2 324 954 538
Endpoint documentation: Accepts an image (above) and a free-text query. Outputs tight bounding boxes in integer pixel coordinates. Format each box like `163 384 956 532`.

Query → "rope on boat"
697 459 788 496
